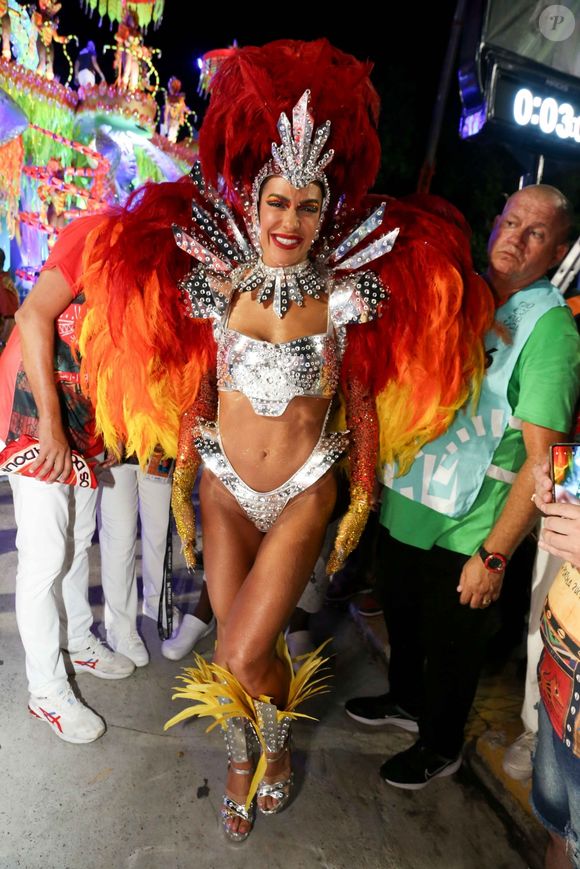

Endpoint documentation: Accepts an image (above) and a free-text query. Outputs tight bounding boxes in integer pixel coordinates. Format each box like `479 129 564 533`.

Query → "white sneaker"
502 730 536 780
68 634 135 680
161 614 215 661
108 631 149 668
28 685 105 744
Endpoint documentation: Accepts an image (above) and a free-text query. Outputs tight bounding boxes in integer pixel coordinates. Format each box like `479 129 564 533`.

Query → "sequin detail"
326 483 372 575
173 161 393 321
195 420 348 531
171 376 218 570
217 328 340 417
234 258 325 319
251 91 333 239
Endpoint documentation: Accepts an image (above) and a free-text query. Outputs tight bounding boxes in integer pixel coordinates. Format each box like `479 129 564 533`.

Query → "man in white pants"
0 216 134 744
98 457 173 666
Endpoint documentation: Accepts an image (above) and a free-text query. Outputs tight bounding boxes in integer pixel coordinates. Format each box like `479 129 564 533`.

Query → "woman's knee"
220 635 271 694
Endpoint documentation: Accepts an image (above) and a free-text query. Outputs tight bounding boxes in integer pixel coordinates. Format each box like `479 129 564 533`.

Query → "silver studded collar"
232 258 326 319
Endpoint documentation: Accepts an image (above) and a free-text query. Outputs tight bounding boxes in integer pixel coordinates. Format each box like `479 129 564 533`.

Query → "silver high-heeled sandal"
255 700 293 815
221 763 255 842
164 638 332 832
221 715 255 842
256 747 294 815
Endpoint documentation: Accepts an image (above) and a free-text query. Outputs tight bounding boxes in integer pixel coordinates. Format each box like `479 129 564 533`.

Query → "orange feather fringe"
342 193 495 473
76 180 216 465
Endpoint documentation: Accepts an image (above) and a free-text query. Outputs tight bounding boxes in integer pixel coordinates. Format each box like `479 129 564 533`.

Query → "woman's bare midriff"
213 287 334 491
218 391 332 491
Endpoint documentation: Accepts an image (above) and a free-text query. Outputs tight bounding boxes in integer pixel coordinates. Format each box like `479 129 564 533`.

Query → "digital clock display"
491 68 580 148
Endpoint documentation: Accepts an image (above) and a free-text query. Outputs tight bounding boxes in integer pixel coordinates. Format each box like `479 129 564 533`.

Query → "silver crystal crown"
271 89 334 190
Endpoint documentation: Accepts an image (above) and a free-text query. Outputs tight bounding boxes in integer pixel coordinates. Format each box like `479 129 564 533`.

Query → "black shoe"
344 693 419 732
380 740 461 790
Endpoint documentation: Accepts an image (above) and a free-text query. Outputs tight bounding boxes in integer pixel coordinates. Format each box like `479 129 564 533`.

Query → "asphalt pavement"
0 476 541 869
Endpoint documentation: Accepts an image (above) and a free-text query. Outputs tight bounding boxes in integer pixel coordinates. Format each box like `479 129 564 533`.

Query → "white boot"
161 614 215 661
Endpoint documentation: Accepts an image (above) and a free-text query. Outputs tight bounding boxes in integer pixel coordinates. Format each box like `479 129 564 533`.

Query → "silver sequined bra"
216 327 340 417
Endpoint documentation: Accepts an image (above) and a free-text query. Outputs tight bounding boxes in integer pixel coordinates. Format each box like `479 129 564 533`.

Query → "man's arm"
457 420 566 608
15 267 74 482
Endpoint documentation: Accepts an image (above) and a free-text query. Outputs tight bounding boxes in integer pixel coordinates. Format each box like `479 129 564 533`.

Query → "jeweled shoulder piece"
175 262 229 323
329 275 386 327
173 162 256 321
324 202 399 326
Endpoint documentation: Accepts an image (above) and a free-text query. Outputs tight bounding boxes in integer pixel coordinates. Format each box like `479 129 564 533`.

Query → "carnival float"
0 0 202 293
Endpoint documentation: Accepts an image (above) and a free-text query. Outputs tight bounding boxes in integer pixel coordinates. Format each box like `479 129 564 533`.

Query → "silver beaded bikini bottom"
195 419 348 532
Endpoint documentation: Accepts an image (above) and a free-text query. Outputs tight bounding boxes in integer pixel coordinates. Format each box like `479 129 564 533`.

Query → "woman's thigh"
199 468 263 623
212 471 337 662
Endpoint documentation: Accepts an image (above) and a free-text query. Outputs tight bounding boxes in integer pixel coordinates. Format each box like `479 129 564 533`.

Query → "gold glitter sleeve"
327 379 378 574
171 372 217 570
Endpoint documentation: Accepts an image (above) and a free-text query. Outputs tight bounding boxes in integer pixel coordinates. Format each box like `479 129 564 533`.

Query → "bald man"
347 185 580 789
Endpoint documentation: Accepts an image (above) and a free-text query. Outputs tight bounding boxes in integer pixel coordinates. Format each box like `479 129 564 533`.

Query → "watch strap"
478 545 508 571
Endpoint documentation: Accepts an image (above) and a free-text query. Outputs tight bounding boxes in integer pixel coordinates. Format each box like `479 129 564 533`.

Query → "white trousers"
10 474 97 696
521 527 561 733
97 463 171 638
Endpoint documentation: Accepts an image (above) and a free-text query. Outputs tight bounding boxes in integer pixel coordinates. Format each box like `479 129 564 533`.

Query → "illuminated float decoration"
0 0 196 292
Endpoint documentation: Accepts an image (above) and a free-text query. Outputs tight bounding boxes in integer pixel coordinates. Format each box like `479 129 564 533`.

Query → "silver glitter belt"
195 420 348 532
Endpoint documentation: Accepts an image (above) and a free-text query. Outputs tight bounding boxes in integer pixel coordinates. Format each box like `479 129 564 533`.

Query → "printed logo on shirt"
56 303 83 346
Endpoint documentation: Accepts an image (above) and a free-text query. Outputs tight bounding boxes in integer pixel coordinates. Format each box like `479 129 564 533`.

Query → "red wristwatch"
478 546 508 573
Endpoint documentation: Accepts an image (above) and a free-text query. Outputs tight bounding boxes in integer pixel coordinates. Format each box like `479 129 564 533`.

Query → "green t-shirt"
380 305 580 555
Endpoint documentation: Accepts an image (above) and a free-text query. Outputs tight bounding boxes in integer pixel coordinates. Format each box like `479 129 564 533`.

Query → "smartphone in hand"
550 443 580 504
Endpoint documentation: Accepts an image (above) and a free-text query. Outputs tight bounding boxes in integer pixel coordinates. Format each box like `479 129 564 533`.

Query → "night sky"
55 2 460 155
50 1 578 250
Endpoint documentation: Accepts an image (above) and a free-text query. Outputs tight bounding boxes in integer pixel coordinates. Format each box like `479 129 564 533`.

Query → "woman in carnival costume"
76 40 493 841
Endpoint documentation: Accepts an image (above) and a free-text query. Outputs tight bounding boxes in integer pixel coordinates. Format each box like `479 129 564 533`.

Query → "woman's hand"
181 539 197 571
328 379 377 573
533 460 580 569
171 375 217 573
172 463 198 572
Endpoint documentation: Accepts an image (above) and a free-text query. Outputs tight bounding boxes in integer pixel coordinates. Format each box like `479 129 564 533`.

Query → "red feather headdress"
199 38 381 212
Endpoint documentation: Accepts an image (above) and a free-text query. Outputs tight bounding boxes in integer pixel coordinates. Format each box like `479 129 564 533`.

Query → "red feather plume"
77 178 216 462
199 39 381 211
341 193 495 471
